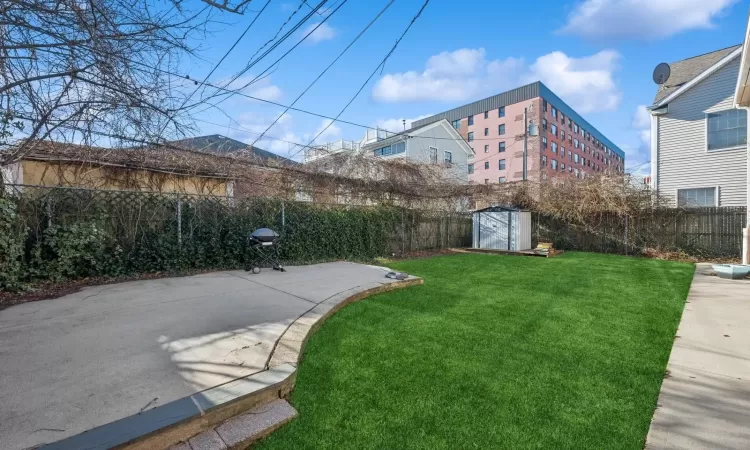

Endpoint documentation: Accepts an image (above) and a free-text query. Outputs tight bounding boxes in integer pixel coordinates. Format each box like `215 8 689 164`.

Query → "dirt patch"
0 268 229 311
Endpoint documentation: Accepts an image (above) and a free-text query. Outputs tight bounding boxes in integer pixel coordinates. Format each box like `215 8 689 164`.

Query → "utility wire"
297 0 431 159
250 0 395 148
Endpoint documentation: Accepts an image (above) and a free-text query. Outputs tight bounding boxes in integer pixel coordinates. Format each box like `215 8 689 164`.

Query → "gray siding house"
650 45 747 207
361 119 474 183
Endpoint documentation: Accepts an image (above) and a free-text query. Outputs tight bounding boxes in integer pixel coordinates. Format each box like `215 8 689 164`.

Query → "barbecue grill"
245 228 284 274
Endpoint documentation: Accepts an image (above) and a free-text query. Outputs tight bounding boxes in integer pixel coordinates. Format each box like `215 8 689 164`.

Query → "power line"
298 0 431 158
250 0 395 148
209 0 335 106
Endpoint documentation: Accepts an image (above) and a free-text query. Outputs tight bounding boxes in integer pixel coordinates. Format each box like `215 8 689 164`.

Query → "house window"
484 161 489 169
484 127 489 136
451 119 460 129
484 111 489 119
707 109 747 151
551 159 558 170
468 163 474 174
499 159 506 170
444 151 452 165
499 124 505 135
468 115 474 126
430 146 438 163
499 177 506 183
551 124 558 135
468 132 474 142
551 142 558 154
484 144 489 153
499 106 505 118
499 141 505 152
542 136 547 149
374 145 391 156
551 107 557 119
677 187 717 207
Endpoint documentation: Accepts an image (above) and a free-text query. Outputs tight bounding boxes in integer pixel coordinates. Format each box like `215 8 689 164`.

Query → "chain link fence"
1 185 471 287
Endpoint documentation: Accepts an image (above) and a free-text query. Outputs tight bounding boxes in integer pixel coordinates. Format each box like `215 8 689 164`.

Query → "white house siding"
657 57 747 206
405 123 470 183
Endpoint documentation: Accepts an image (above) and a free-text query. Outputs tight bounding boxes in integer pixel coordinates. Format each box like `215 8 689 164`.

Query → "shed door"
479 212 511 250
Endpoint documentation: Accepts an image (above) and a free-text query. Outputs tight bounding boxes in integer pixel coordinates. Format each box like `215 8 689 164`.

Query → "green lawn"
257 252 694 450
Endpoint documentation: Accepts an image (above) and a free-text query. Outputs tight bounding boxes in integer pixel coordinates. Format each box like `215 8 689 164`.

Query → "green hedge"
2 188 449 290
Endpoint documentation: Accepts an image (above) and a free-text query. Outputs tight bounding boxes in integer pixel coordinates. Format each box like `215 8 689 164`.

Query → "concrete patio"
646 263 750 449
0 262 415 450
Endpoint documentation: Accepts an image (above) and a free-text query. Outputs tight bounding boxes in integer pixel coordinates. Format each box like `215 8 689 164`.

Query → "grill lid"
251 228 279 242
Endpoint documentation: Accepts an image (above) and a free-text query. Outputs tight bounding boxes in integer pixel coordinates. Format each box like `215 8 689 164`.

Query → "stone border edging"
41 276 422 450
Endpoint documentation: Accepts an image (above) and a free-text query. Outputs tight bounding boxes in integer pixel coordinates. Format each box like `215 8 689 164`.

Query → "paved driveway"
0 262 400 450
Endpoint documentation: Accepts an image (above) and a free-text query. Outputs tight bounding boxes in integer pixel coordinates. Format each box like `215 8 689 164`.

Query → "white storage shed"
472 206 532 251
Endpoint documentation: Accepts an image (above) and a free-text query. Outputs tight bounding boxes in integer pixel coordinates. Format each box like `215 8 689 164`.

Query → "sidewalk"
646 263 750 450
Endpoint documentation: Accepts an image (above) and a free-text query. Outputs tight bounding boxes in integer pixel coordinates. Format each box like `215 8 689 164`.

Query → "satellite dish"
653 62 671 85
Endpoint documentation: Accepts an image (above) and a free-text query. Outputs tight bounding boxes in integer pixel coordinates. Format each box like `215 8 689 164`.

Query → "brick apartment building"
411 82 625 184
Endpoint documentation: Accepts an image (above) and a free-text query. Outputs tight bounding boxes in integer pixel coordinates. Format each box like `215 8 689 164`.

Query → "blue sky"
187 0 749 173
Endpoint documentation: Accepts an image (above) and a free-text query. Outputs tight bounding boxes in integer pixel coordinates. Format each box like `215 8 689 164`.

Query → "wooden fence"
533 207 747 259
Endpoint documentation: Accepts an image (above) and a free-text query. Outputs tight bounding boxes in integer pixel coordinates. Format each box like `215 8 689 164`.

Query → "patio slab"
646 263 750 449
0 262 415 450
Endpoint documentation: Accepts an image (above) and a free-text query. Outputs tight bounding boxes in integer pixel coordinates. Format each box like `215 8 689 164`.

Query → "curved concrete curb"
41 276 422 450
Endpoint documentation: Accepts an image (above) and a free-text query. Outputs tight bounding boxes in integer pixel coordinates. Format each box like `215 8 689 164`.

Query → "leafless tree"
0 0 254 167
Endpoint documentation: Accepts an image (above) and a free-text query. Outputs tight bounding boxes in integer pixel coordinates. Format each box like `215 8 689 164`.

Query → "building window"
561 146 565 156
551 107 557 119
561 163 566 170
581 156 585 166
451 119 460 129
574 139 579 148
468 132 474 142
561 130 565 140
574 124 579 134
581 144 585 153
499 141 505 152
485 179 489 184
484 111 489 119
542 136 547 149
484 161 489 169
678 187 717 207
499 177 506 183
499 106 505 118
499 124 505 135
561 115 565 125
542 118 547 131
468 163 474 174
543 100 548 112
551 159 557 170
499 159 506 170
707 109 747 151
468 115 474 126
574 154 579 163
569 151 573 161
484 144 489 153
444 151 452 166
542 155 547 167
551 124 557 135
551 142 558 154
430 146 438 163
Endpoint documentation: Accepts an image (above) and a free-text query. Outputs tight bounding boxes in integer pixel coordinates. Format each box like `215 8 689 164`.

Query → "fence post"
176 194 182 250
281 201 286 230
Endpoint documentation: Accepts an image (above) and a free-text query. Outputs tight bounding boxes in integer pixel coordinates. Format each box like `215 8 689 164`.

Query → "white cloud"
375 115 432 133
524 50 621 113
216 74 283 102
301 22 337 44
560 0 738 40
626 104 653 177
372 47 621 113
312 119 341 142
372 48 524 103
